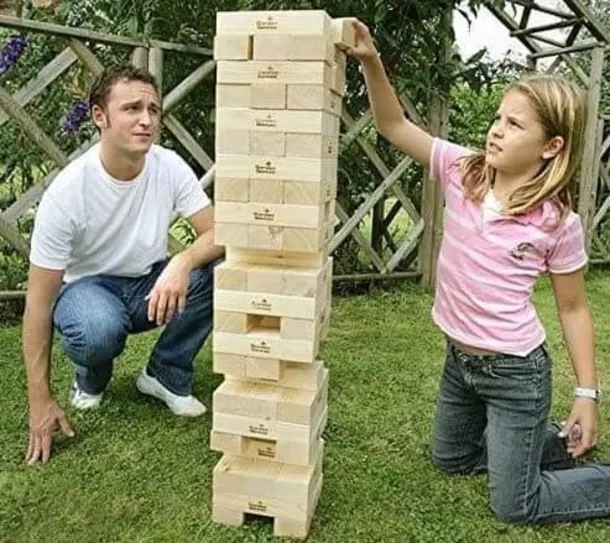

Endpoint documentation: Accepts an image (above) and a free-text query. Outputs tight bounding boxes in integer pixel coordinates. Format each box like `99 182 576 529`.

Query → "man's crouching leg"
139 258 219 417
53 277 130 408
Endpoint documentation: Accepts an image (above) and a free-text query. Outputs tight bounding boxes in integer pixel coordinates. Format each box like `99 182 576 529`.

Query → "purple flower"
0 34 29 76
61 99 90 135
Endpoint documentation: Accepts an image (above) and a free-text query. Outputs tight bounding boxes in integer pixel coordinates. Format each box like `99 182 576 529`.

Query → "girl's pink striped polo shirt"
430 138 588 356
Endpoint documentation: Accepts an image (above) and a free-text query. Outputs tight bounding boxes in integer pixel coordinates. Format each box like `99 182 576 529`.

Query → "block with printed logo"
216 10 332 36
252 34 335 64
212 372 328 445
212 442 323 538
215 108 338 136
217 60 333 87
213 355 326 391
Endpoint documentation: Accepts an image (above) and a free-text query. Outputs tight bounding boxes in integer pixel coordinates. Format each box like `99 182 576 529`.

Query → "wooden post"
131 47 148 70
419 8 451 290
578 46 604 254
149 47 163 99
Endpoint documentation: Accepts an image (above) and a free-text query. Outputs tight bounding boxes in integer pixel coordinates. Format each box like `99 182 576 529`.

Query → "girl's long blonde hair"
460 75 586 222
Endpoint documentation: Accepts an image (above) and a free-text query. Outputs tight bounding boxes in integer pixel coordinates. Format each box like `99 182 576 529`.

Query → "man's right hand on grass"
26 398 74 465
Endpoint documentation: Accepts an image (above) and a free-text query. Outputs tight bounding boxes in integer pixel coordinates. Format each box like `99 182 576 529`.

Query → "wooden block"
249 179 284 203
216 108 336 136
216 10 331 36
212 504 244 526
214 290 318 320
250 84 287 109
215 129 249 155
213 329 319 363
281 318 316 341
214 261 248 290
215 201 328 229
246 356 281 380
286 134 338 159
252 35 291 60
283 179 333 205
215 222 249 247
214 34 252 60
246 264 286 294
331 18 356 50
290 34 334 62
210 432 324 467
212 374 328 431
331 50 347 96
213 352 247 377
287 84 341 115
216 84 250 108
212 455 323 537
216 155 335 183
226 247 328 269
249 225 284 251
216 60 332 86
282 226 330 253
214 177 249 202
249 132 286 157
214 310 253 334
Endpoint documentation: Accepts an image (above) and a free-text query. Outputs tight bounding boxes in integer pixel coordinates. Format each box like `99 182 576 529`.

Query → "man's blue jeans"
432 342 610 524
52 259 217 396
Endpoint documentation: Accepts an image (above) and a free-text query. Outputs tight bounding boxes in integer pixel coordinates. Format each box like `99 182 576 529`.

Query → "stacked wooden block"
210 10 353 539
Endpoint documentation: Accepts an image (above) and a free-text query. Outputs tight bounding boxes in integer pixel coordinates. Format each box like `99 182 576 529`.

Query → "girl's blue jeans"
432 342 610 524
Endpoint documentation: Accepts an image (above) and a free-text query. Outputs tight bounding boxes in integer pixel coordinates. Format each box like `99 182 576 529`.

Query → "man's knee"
432 447 481 476
59 314 127 366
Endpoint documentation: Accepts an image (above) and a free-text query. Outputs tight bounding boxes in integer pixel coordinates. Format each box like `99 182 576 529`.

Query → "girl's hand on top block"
345 19 379 62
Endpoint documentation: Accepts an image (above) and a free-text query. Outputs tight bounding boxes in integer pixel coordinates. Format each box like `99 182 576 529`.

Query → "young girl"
346 19 610 524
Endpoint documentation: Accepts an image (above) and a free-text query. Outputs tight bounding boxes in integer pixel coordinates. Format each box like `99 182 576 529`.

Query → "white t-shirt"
30 143 210 283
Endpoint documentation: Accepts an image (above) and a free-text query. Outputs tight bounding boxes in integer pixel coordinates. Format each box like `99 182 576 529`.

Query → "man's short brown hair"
89 65 159 110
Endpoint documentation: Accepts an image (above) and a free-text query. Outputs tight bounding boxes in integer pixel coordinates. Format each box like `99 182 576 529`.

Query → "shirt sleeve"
172 153 211 218
29 190 74 271
546 212 588 274
430 137 472 190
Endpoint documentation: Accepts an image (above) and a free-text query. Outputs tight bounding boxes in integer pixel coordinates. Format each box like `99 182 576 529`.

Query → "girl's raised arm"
347 20 434 170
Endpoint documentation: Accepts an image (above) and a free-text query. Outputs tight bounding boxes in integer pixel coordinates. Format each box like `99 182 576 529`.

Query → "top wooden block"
217 10 331 35
331 18 356 50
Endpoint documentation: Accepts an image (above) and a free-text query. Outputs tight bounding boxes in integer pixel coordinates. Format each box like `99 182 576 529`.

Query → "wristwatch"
574 386 602 402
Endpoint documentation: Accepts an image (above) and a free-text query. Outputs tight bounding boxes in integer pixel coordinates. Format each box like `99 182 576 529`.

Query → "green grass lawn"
1 275 610 542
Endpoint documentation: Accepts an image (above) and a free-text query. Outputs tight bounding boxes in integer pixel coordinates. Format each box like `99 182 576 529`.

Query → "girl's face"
485 90 559 176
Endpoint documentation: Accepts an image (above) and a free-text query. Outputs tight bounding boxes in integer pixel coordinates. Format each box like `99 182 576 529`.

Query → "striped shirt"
431 138 588 356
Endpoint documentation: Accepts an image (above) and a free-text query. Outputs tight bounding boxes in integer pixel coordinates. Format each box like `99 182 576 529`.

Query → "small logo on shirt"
511 242 536 260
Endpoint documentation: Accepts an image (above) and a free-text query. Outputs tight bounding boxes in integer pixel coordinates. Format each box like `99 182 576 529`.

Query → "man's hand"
146 254 192 325
346 19 380 62
26 398 74 465
559 397 598 457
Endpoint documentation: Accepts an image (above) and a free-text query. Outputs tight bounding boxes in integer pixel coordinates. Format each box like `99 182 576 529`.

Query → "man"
22 65 223 465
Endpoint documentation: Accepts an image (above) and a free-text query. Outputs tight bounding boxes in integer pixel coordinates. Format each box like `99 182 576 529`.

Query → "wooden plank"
253 34 334 63
215 201 329 229
331 18 356 50
163 60 216 113
214 34 252 60
0 86 68 167
578 47 604 253
163 114 213 170
0 14 212 56
148 47 163 101
216 108 337 136
287 85 341 115
216 60 332 86
0 213 30 256
215 155 336 182
0 47 77 126
69 39 104 76
250 84 287 109
216 10 331 35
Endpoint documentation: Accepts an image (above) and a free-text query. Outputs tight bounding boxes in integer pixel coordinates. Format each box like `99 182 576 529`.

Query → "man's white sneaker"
136 369 207 417
70 382 103 410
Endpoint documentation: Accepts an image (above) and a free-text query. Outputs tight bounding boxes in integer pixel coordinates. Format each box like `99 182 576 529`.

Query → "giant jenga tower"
210 10 353 539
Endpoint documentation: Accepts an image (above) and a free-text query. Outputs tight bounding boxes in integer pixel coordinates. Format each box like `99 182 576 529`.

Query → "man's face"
92 79 160 156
